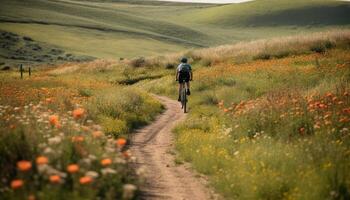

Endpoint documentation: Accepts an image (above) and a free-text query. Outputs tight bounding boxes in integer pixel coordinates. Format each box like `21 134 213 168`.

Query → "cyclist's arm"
190 71 193 81
175 70 179 81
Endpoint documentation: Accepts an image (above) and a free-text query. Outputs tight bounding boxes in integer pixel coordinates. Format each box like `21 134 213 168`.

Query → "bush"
253 53 271 60
99 116 128 137
199 58 213 67
310 44 326 53
78 88 93 97
87 87 163 137
165 62 176 69
130 57 146 68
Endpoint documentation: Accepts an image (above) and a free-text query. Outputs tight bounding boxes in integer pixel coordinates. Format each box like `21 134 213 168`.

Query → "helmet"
180 57 188 63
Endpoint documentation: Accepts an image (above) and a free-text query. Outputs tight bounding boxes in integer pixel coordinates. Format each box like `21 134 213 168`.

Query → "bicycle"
179 83 188 113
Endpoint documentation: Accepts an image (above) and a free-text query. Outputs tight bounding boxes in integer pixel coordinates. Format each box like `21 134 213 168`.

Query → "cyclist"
176 57 192 102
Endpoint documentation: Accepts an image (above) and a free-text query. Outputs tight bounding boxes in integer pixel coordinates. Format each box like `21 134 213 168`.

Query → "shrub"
99 116 128 137
310 44 326 53
199 58 213 67
87 87 163 137
253 53 271 60
78 88 93 97
130 57 146 68
165 62 176 69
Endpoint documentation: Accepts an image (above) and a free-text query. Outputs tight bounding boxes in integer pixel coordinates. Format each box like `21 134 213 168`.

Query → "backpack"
179 63 191 73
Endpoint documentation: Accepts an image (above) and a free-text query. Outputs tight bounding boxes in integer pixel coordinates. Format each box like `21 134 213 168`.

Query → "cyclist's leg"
186 81 190 95
186 81 190 90
178 82 183 101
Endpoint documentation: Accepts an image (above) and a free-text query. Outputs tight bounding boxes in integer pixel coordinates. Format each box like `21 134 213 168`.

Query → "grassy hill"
0 28 349 199
0 0 349 65
0 30 94 67
178 0 350 27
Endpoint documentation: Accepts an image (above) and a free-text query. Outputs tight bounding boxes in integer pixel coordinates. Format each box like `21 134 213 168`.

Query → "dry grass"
48 60 119 75
134 29 350 68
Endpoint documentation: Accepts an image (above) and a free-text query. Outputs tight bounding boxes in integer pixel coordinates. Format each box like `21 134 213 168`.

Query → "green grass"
0 0 349 63
0 60 164 199
178 0 350 27
136 31 350 199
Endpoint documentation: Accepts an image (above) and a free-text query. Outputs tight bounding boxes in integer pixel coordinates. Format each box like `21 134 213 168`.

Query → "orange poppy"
79 176 93 185
28 195 36 200
122 151 130 159
67 164 79 174
71 136 84 142
92 131 103 138
49 175 61 184
342 108 350 114
325 92 333 98
116 138 127 148
17 160 32 172
81 126 90 131
45 98 53 103
11 179 24 190
339 117 349 123
101 158 112 166
49 115 59 126
73 108 85 119
36 156 49 165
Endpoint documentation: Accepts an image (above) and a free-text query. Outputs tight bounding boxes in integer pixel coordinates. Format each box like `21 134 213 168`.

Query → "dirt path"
130 95 213 200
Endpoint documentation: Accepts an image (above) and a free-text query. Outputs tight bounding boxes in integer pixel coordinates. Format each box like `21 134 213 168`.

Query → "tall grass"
0 62 163 199
136 29 350 68
86 87 163 138
137 30 350 199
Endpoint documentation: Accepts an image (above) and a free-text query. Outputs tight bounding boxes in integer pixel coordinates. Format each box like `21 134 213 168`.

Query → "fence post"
29 67 31 76
20 64 23 79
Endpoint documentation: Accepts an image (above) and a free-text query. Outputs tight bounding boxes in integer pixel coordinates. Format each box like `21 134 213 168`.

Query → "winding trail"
130 95 213 200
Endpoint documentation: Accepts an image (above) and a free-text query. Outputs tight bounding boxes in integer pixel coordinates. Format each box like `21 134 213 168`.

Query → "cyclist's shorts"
179 71 190 83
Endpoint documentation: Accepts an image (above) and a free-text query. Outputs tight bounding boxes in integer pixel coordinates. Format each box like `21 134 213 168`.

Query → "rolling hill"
0 0 349 65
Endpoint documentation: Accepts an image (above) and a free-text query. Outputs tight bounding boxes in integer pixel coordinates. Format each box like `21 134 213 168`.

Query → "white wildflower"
114 157 126 164
92 125 102 131
88 154 97 160
43 147 54 155
101 168 117 176
86 171 99 179
48 136 62 145
122 184 137 200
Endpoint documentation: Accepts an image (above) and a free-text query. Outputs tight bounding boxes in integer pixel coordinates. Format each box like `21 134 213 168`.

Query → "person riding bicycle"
176 57 192 102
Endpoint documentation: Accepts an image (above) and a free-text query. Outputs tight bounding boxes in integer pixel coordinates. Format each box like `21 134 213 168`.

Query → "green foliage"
78 88 93 97
139 39 350 199
0 104 136 200
1 0 349 62
87 87 163 138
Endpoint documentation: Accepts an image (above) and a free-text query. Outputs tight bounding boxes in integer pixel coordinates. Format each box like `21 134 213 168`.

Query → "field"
2 29 348 199
0 0 349 66
136 30 350 199
1 0 350 199
0 61 163 199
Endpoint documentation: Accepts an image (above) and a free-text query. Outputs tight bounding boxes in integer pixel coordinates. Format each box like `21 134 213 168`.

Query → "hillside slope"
178 0 350 27
0 0 349 63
